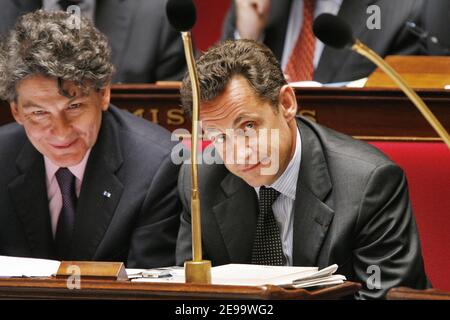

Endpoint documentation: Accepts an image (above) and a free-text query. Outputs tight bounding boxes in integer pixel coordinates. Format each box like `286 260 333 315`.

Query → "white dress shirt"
254 128 302 266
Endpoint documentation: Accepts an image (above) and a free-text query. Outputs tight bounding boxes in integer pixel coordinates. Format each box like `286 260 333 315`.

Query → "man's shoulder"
0 121 25 136
106 105 176 154
298 117 395 169
0 122 28 157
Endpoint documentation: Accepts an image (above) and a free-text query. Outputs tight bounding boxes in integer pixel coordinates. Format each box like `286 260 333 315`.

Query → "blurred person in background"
0 0 187 83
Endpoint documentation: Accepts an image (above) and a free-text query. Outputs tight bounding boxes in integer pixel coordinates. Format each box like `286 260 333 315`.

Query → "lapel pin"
103 191 112 198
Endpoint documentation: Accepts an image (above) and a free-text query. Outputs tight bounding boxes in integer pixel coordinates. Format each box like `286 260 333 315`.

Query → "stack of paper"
210 264 345 288
290 264 346 288
0 255 61 277
130 263 346 288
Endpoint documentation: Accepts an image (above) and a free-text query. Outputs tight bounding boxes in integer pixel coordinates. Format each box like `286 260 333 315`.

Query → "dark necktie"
251 186 286 265
55 168 77 260
285 0 317 81
58 0 83 10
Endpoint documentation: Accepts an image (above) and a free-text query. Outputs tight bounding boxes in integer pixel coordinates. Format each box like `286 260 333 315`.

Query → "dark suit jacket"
0 0 186 83
423 0 450 55
222 0 425 83
0 105 181 268
176 117 429 299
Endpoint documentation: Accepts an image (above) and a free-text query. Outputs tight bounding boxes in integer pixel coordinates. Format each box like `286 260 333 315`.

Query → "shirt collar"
44 149 92 184
255 127 302 200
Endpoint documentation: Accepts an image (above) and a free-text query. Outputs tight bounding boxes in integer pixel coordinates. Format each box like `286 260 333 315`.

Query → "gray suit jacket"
222 0 425 83
0 105 181 268
176 117 429 299
0 0 186 83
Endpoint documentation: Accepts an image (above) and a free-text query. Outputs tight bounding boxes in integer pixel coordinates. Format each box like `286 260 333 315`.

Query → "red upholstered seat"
369 141 450 290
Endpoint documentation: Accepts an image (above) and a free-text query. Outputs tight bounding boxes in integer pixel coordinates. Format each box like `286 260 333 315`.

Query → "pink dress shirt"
44 150 91 237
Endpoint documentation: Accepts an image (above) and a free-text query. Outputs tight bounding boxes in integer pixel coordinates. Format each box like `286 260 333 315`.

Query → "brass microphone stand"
181 31 211 284
352 40 450 148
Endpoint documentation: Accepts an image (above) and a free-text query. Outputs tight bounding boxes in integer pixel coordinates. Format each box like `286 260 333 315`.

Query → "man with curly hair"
0 10 181 268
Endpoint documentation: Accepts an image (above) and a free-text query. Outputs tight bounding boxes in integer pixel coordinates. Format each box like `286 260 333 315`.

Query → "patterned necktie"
54 168 77 260
285 0 317 81
251 186 285 265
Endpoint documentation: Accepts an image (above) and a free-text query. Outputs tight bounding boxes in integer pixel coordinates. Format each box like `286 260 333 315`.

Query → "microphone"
313 13 450 148
166 0 196 32
405 21 450 55
313 13 354 49
166 0 211 284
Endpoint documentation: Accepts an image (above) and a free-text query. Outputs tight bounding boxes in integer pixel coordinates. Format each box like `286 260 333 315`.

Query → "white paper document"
131 263 346 288
289 80 323 87
0 255 61 277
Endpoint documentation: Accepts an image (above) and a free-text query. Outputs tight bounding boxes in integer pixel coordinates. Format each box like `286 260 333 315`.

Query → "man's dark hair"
180 39 287 116
0 10 115 102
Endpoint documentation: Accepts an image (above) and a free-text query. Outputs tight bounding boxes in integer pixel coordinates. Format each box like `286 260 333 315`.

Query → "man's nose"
51 115 72 139
234 143 257 165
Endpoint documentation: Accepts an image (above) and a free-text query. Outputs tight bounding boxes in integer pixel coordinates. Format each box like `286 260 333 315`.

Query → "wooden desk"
387 287 450 300
0 277 360 300
365 56 450 89
1 84 448 141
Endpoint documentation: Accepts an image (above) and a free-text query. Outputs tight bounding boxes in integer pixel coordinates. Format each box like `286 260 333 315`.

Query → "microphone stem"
352 40 450 148
180 31 211 284
181 31 203 262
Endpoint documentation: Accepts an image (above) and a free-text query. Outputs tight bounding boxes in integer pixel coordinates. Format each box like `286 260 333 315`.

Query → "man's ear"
278 85 297 121
10 101 23 125
99 85 111 111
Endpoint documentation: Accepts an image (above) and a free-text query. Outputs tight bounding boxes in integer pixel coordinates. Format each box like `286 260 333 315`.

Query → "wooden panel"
295 87 450 139
0 277 360 300
1 84 449 140
387 287 450 300
366 56 450 89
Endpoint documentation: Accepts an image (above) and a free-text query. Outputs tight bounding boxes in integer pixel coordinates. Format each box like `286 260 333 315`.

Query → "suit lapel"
292 119 334 266
8 141 55 259
95 0 137 75
212 173 259 263
315 0 378 83
70 110 124 260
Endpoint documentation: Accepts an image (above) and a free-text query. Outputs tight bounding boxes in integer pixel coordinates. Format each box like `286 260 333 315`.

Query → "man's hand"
235 0 271 40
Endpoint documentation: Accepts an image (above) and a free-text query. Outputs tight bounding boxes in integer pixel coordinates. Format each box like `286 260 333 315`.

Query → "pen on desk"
127 270 173 279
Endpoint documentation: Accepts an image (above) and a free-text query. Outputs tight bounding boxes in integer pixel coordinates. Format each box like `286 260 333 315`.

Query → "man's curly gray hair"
0 10 115 102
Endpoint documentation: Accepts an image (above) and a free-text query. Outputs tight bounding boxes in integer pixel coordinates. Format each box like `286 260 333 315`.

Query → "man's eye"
245 122 254 130
68 103 81 110
32 110 47 116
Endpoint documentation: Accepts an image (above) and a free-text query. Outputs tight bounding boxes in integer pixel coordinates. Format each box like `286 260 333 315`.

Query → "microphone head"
166 0 197 32
313 13 355 49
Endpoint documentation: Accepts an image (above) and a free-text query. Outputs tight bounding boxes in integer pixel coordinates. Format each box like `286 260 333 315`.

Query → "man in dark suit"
0 10 181 268
0 0 186 83
176 39 429 299
222 0 425 83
